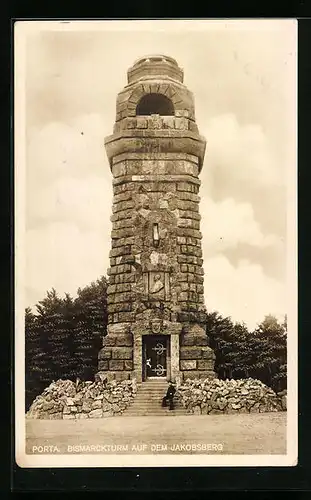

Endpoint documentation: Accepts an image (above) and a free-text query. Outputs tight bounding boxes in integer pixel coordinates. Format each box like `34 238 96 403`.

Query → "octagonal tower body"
98 55 216 383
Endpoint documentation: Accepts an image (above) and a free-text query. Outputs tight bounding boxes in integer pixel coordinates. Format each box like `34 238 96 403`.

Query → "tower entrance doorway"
142 335 169 380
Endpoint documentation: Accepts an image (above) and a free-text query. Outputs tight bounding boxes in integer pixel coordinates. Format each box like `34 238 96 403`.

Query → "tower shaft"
98 55 215 383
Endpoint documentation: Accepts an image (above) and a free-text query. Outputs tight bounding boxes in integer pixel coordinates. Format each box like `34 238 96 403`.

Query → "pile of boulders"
26 378 137 419
176 378 286 415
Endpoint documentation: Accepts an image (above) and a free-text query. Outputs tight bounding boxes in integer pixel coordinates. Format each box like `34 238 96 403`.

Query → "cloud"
204 255 286 330
200 113 286 238
26 222 110 306
202 113 283 193
201 196 280 255
25 113 113 305
27 114 109 184
28 175 112 231
22 27 293 328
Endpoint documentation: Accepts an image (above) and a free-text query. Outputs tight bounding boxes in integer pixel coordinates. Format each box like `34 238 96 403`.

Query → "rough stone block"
180 334 208 347
112 347 133 360
136 118 148 129
197 359 215 370
111 228 133 239
98 348 112 359
114 191 134 204
114 371 132 381
182 282 192 292
126 118 136 129
114 273 135 284
162 116 175 128
109 360 124 371
112 201 135 213
182 370 216 380
112 219 133 231
178 228 202 239
179 209 201 220
98 360 109 371
116 312 135 322
180 347 203 359
178 191 200 202
112 235 135 247
113 292 132 303
113 183 135 194
108 303 132 313
202 347 215 359
178 218 200 230
115 334 133 347
178 291 188 301
174 117 189 130
109 245 132 258
194 266 204 275
124 360 133 370
89 409 103 419
180 360 197 370
112 163 126 177
179 301 198 312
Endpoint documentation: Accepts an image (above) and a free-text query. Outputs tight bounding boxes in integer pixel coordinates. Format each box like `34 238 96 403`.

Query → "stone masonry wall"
26 378 138 419
97 147 215 381
98 56 216 381
106 153 206 326
177 378 287 415
114 114 199 135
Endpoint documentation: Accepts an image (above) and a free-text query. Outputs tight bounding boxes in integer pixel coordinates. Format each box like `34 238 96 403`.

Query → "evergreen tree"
35 288 64 385
60 293 78 381
206 311 287 392
73 276 108 380
252 314 287 391
25 277 109 408
25 307 44 409
206 311 235 378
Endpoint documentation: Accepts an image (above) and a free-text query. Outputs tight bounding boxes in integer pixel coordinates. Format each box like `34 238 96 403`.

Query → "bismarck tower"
98 55 216 383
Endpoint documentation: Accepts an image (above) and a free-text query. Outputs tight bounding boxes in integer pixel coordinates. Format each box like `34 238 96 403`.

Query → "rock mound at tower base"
26 378 137 420
177 378 286 415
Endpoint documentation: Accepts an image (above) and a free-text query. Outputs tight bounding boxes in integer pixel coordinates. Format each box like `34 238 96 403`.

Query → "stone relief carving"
150 273 165 295
144 271 170 301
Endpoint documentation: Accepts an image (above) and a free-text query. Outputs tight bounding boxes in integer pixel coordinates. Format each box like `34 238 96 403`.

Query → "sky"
18 20 297 330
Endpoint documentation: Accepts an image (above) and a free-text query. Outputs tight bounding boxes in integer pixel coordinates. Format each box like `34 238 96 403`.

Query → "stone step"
129 403 184 410
132 395 173 400
130 400 183 405
123 379 187 417
124 411 186 416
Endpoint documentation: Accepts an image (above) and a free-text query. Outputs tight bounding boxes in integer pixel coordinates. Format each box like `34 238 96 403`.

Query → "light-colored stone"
180 360 196 370
89 409 103 419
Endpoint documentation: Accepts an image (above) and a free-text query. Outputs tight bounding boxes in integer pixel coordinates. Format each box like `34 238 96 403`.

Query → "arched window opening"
136 93 174 116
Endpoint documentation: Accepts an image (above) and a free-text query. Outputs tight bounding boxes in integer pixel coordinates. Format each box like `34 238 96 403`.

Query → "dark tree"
206 310 287 392
73 276 108 380
25 277 109 409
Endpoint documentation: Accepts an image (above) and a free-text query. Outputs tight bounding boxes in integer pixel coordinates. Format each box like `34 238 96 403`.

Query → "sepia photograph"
14 19 297 468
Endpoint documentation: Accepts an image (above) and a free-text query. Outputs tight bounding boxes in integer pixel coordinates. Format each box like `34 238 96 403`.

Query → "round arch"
136 93 175 116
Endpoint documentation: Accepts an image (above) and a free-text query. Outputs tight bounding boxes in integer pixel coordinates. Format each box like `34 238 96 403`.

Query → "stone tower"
97 55 216 383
